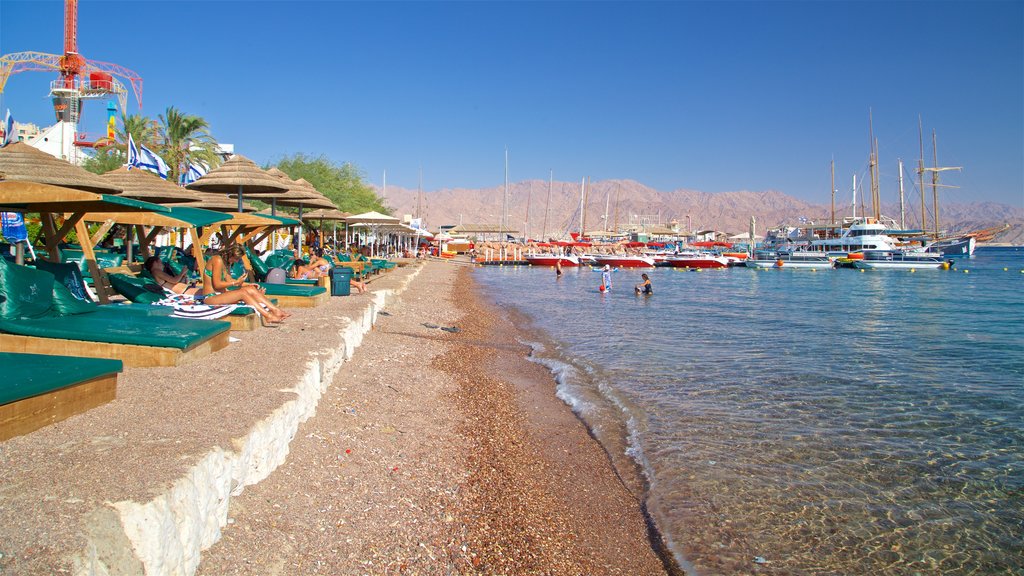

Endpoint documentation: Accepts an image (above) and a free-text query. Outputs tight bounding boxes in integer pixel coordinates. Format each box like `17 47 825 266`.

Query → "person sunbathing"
204 246 289 323
144 256 200 295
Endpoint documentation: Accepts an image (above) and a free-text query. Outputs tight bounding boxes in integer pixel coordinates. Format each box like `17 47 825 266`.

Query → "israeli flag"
127 133 140 168
138 144 170 179
2 109 14 147
180 161 208 185
126 133 170 179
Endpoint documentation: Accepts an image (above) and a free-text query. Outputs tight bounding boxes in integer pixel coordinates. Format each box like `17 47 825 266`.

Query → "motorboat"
852 250 951 270
808 218 901 256
744 250 835 269
525 254 581 267
665 252 730 269
592 254 656 268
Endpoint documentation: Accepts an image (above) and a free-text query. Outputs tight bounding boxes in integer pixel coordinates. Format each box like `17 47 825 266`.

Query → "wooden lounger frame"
0 331 230 368
0 373 117 441
269 291 329 308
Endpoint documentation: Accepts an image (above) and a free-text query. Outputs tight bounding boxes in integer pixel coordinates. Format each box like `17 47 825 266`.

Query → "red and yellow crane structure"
0 0 143 152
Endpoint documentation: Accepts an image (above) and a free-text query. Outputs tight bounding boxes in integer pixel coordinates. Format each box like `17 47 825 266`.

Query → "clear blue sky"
2 0 1022 207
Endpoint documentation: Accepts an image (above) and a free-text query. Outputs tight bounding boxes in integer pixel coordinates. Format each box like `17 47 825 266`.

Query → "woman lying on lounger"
144 256 200 295
204 246 290 323
290 254 332 279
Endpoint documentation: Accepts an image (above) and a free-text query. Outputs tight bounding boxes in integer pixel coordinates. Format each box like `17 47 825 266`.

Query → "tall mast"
830 158 836 225
918 116 927 231
603 183 611 232
502 148 508 240
931 130 940 237
868 109 881 221
577 177 585 238
542 169 552 240
897 158 906 230
382 169 387 204
852 174 857 219
613 182 621 233
580 176 590 238
524 180 532 241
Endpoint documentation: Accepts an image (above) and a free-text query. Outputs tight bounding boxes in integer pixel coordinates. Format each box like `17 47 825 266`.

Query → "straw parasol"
186 154 288 212
177 191 258 213
100 166 199 204
255 168 336 211
0 141 122 194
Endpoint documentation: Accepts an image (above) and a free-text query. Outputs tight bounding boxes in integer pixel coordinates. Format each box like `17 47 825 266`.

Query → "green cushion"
251 283 326 297
0 257 55 320
60 250 125 278
264 252 295 270
107 273 164 304
0 352 122 406
32 260 91 302
244 245 271 281
0 308 229 351
51 281 99 315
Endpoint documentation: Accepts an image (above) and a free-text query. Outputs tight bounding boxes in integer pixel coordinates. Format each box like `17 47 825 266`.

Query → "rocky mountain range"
374 179 1024 244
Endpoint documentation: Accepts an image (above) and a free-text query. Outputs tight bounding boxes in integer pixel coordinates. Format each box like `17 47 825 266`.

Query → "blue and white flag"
180 161 208 185
126 133 170 179
138 144 170 179
2 109 14 147
126 132 140 168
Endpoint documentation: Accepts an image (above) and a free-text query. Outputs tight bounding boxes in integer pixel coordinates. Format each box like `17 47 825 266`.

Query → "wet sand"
0 261 668 575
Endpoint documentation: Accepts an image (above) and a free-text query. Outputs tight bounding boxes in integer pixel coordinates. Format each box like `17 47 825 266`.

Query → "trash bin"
331 266 352 296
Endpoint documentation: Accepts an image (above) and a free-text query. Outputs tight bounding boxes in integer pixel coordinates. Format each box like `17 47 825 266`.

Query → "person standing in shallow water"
555 258 563 278
601 265 612 292
635 272 653 295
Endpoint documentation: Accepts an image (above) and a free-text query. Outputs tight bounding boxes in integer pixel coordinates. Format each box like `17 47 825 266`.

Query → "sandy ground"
0 261 668 575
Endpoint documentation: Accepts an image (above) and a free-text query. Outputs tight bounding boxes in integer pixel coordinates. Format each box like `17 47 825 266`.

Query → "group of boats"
524 218 968 271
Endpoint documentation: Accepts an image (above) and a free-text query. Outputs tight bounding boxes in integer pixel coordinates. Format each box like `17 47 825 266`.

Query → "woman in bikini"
144 256 200 295
204 246 289 323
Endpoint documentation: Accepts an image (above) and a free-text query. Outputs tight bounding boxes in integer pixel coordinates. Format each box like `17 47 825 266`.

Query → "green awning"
166 206 232 227
258 214 301 226
98 195 172 213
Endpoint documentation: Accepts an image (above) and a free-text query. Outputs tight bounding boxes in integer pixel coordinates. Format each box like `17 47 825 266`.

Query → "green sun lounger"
0 352 122 441
107 273 261 331
242 246 318 286
0 258 230 367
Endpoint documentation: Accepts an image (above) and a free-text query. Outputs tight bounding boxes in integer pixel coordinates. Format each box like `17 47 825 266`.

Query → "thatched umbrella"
185 154 288 212
301 208 351 250
100 167 198 204
176 191 258 213
0 141 121 194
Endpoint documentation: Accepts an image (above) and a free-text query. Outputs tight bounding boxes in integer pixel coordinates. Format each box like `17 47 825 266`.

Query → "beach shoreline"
0 261 669 575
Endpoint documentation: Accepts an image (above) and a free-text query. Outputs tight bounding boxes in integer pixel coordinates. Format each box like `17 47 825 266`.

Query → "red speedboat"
525 254 581 267
592 255 655 268
665 252 730 268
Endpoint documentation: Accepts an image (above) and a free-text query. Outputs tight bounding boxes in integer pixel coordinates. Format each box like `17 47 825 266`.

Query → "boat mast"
613 182 621 233
542 169 551 241
897 158 906 230
580 176 590 238
603 183 611 232
416 167 422 219
502 148 508 242
918 116 927 231
852 174 857 219
920 128 962 239
830 158 836 225
577 177 585 238
868 109 881 221
525 180 532 242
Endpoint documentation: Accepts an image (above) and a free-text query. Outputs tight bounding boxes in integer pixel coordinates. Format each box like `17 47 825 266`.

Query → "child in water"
635 273 652 295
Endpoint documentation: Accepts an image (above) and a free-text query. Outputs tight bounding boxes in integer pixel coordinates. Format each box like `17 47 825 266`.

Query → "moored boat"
592 254 656 268
525 254 581 267
852 250 951 270
744 250 834 269
665 252 730 269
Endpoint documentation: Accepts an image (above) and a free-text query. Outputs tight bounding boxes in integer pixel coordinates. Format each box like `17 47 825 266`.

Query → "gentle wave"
475 248 1024 574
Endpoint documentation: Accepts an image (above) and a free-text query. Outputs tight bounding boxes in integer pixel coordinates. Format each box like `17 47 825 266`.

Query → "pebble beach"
0 260 669 575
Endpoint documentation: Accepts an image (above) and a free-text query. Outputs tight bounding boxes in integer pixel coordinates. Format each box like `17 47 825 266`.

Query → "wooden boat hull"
592 256 655 268
525 255 580 267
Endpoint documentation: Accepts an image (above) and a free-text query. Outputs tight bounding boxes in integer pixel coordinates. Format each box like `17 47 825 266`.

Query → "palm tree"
82 113 158 175
157 106 221 183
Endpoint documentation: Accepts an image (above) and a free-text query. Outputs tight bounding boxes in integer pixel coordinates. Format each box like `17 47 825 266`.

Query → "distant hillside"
375 179 1024 243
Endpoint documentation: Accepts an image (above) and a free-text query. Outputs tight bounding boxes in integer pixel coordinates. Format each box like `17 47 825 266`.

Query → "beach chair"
0 352 122 441
242 245 318 286
106 272 260 331
210 253 328 308
0 257 230 367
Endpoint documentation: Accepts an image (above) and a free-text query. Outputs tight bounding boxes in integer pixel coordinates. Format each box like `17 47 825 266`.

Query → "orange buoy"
776 259 785 267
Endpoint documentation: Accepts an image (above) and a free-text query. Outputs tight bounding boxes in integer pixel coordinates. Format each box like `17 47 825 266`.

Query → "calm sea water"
471 247 1024 575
